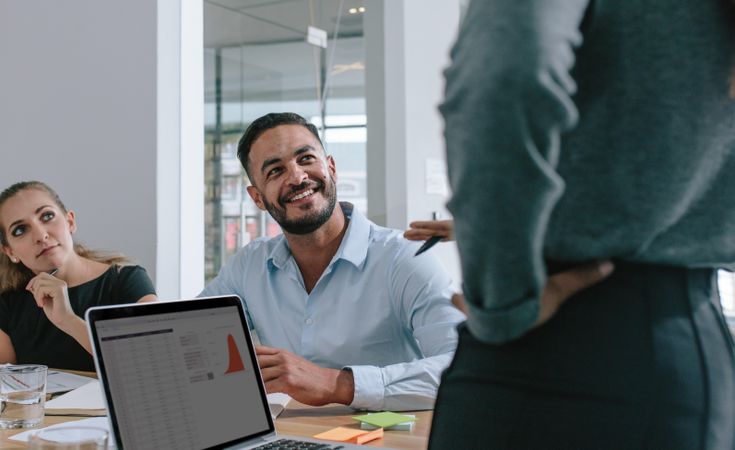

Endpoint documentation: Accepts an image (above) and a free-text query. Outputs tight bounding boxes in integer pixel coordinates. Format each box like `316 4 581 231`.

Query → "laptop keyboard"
252 438 343 449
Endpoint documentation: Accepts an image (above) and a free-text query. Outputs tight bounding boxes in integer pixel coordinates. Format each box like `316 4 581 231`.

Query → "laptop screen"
87 296 274 450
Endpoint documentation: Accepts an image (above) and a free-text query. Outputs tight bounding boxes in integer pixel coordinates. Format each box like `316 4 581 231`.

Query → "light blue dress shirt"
199 203 466 411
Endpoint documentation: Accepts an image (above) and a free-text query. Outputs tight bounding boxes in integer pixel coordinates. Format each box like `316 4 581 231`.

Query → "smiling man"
199 112 466 411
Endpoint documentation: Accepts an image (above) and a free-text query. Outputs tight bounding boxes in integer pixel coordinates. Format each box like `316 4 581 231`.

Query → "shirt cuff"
345 365 384 411
465 296 539 344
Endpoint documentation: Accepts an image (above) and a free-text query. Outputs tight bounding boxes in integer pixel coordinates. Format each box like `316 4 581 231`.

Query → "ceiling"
204 0 365 48
203 0 366 105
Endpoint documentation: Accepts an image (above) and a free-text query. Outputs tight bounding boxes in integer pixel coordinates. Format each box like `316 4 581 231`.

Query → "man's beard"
262 175 338 235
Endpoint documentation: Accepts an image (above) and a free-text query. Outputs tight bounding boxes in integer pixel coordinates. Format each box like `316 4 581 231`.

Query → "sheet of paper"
352 411 417 428
46 381 288 416
425 157 449 196
45 380 105 410
46 371 96 394
9 417 110 443
267 392 291 418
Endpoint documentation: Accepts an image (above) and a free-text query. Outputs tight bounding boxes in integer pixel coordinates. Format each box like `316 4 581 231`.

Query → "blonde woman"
0 181 156 370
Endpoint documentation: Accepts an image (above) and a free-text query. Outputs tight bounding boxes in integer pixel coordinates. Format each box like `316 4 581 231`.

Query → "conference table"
0 388 433 449
276 402 432 449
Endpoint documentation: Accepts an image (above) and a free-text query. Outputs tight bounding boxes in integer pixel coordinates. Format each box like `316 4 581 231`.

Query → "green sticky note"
352 411 417 428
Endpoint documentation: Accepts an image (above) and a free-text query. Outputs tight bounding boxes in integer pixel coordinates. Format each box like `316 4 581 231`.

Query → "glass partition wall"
204 0 366 281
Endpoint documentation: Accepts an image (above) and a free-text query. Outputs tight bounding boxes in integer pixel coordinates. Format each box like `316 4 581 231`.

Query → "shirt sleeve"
198 252 256 330
441 0 590 343
198 250 248 299
116 265 156 303
347 243 466 411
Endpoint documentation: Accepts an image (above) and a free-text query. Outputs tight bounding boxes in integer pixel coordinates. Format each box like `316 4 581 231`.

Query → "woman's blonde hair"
0 181 130 293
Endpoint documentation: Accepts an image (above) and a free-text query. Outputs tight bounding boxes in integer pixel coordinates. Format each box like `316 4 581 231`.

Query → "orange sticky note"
314 427 367 442
356 427 384 445
313 426 384 445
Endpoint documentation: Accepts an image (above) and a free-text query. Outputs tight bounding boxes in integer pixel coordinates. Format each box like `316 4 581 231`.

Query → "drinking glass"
0 364 47 429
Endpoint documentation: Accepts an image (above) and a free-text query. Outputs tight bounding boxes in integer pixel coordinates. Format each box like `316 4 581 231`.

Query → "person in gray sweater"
430 0 735 449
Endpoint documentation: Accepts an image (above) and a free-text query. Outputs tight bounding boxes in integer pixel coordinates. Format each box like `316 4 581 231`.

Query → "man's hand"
256 346 355 406
404 220 454 241
451 292 468 314
534 261 614 328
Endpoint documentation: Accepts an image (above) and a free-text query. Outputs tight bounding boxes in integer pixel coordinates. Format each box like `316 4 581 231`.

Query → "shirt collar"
335 202 370 269
267 234 291 271
266 202 370 271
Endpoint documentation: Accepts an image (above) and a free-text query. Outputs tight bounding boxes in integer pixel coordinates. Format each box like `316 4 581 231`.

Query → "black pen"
414 236 442 257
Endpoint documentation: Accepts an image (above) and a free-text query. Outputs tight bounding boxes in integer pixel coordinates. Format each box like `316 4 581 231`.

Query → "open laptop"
86 295 382 450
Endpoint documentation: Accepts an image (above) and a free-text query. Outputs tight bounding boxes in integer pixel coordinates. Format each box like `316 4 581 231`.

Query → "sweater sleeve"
442 0 590 343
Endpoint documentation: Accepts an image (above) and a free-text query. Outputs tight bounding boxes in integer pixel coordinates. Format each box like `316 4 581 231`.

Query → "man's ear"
326 155 337 183
66 210 77 234
246 186 267 211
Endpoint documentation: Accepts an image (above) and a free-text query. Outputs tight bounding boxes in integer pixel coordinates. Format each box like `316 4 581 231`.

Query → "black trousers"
430 262 735 449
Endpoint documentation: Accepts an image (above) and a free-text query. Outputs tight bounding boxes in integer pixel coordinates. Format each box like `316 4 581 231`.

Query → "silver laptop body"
86 295 382 450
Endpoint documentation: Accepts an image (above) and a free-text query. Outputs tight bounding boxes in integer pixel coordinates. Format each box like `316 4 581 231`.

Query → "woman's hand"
534 261 615 329
449 262 614 326
25 272 93 353
404 220 455 241
25 272 76 330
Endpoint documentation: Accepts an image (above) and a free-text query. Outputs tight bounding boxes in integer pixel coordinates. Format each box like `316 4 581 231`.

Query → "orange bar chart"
225 334 245 374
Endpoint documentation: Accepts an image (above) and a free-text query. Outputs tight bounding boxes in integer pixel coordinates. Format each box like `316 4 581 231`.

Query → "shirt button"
305 318 314 325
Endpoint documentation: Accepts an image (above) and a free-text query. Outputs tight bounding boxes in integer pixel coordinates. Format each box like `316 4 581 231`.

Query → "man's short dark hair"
237 112 324 179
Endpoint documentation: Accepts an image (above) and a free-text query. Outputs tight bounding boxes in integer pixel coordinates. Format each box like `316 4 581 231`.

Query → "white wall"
365 0 463 284
0 0 204 299
0 0 158 279
158 0 205 299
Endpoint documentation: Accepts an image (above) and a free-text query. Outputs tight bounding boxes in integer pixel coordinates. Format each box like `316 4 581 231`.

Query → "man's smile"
280 180 325 206
286 189 316 203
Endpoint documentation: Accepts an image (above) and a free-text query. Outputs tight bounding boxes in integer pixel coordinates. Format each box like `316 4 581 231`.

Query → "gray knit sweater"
442 0 735 343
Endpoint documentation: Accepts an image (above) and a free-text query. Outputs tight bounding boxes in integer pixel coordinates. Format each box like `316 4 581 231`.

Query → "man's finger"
263 379 286 394
256 354 282 368
255 345 279 355
259 366 283 382
409 220 450 230
404 230 434 241
408 220 441 229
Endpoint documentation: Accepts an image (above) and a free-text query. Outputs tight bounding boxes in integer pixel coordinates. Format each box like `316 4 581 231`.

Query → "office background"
0 0 465 300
